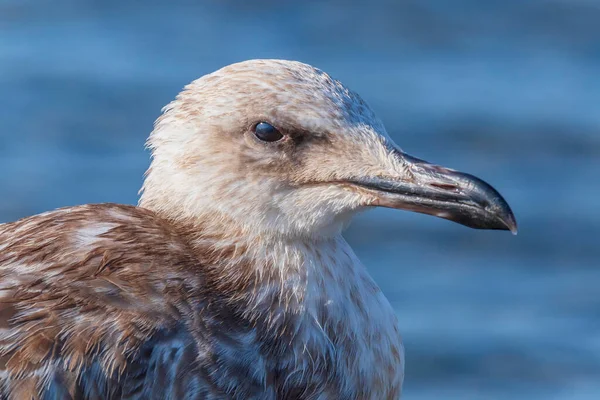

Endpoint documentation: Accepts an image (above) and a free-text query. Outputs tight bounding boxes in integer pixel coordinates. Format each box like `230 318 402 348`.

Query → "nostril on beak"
429 183 459 191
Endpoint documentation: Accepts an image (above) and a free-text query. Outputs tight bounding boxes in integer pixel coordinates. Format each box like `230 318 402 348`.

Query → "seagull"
0 59 516 399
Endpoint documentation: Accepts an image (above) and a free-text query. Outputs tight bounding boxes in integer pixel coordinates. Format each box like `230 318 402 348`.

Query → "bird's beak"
352 150 517 233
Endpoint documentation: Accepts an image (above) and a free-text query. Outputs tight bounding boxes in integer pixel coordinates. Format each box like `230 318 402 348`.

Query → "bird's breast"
237 237 405 399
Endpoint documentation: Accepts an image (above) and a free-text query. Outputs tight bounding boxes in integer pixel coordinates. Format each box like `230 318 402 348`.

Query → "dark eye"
253 122 283 142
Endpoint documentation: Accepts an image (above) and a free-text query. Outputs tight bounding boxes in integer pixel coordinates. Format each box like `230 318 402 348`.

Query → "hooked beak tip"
501 210 518 235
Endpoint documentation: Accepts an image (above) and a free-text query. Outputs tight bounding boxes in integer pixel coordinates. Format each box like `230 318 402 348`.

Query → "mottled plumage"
0 60 515 399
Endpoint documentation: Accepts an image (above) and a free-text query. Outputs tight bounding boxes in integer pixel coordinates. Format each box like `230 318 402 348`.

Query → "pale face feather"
139 59 407 240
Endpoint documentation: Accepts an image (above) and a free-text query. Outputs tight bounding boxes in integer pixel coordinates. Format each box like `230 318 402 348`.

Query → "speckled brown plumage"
0 202 402 399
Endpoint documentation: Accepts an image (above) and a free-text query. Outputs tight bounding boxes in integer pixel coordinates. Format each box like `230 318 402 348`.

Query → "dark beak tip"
502 210 518 236
483 197 517 235
454 207 517 234
499 217 518 235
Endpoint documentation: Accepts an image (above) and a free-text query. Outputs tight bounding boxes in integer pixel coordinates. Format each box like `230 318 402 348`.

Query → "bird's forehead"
194 60 382 133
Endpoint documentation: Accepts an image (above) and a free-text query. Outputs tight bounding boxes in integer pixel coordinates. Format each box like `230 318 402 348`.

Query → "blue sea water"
0 1 599 398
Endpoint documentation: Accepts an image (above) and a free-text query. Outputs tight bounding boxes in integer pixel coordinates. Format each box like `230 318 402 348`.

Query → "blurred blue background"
1 0 599 398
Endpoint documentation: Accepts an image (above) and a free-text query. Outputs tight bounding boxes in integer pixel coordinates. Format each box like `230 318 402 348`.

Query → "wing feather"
0 204 204 399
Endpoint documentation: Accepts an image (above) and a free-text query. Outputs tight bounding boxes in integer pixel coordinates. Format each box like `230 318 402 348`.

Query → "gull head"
140 59 516 239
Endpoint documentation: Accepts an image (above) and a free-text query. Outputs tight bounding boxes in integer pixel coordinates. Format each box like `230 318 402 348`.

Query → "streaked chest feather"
236 237 405 399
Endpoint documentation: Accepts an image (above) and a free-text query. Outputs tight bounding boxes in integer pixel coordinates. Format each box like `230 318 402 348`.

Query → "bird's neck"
187 220 359 296
179 216 368 322
176 217 404 397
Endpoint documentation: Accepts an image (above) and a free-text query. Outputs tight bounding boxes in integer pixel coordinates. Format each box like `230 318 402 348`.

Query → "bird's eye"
253 122 283 142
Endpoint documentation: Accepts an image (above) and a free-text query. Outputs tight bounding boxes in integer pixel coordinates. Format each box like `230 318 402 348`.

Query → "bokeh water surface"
1 1 599 398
